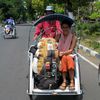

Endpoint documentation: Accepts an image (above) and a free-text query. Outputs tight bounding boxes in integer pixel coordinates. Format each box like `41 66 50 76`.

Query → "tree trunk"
64 0 74 20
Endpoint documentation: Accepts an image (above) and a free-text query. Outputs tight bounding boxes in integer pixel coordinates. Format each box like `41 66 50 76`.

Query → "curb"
79 44 100 59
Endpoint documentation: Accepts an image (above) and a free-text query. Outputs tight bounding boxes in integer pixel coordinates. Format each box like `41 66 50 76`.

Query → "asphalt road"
0 25 30 100
0 25 100 100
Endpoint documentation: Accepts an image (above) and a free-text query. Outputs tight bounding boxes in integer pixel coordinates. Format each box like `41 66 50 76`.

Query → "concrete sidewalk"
78 44 100 67
79 44 100 59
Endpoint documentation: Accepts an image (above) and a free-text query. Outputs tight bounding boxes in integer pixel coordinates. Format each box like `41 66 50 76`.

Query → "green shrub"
91 41 100 49
76 23 81 30
89 22 100 33
81 24 86 30
94 32 100 35
76 20 100 37
89 12 100 19
83 29 90 35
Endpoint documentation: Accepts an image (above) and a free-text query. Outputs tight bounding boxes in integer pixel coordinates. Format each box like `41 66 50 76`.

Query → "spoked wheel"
98 64 100 86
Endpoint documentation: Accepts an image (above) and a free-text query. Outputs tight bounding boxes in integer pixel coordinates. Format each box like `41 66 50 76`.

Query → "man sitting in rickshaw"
58 20 77 90
33 5 61 41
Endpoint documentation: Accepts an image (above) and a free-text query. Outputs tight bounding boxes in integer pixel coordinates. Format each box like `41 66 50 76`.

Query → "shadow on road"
29 95 83 100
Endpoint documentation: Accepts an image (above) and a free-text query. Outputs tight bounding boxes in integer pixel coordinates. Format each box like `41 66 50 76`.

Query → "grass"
80 32 100 53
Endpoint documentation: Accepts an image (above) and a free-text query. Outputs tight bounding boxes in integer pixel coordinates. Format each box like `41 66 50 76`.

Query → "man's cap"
45 6 54 11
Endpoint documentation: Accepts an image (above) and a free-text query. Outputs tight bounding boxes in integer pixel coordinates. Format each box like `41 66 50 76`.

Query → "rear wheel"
29 95 37 100
73 94 83 100
12 28 16 38
29 95 33 100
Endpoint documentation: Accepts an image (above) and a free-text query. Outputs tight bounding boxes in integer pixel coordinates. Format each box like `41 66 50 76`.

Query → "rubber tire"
29 95 37 100
3 35 6 39
13 29 17 38
29 95 33 100
73 94 83 100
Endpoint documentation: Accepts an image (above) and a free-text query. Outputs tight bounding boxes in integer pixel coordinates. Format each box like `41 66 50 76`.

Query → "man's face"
46 10 54 15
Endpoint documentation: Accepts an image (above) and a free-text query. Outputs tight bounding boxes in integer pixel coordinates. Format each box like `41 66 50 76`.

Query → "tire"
13 28 17 38
3 34 6 39
29 95 33 100
73 94 83 100
29 95 37 100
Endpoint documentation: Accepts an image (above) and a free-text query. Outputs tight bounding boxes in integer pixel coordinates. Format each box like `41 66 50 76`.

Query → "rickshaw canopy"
33 14 74 26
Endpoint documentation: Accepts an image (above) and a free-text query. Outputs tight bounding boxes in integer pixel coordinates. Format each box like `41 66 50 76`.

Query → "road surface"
0 25 100 100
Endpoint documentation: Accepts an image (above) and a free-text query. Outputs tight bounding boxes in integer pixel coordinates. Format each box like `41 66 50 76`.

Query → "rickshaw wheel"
29 95 32 100
29 95 37 100
73 94 83 100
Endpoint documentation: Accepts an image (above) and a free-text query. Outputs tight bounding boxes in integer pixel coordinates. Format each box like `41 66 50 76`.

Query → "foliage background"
0 0 96 22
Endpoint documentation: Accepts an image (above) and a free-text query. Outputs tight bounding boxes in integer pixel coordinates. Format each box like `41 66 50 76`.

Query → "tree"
48 0 95 15
89 1 100 19
31 0 44 16
0 0 27 22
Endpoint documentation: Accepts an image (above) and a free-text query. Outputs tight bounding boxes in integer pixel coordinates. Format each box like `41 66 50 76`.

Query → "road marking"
78 53 99 69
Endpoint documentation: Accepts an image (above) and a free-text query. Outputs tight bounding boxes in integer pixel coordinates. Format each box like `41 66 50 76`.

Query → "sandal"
59 82 67 90
69 80 75 90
